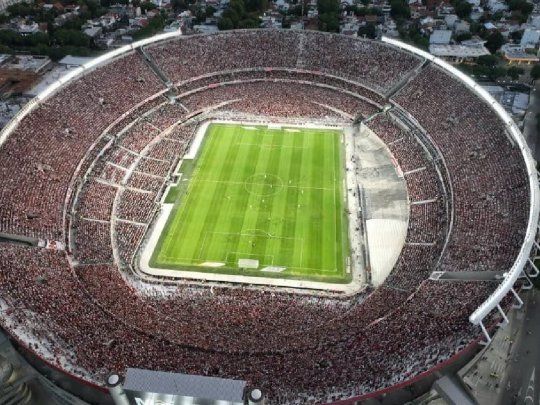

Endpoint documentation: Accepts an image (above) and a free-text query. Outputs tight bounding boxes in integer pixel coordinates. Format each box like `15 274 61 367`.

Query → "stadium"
0 29 538 404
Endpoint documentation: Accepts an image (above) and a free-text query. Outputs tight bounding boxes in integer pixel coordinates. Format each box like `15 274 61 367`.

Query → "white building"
454 20 470 34
487 0 508 13
429 43 490 62
429 29 452 45
531 14 540 29
520 28 540 48
444 14 458 28
470 6 484 21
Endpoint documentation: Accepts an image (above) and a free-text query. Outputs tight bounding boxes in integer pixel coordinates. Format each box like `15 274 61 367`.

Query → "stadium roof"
123 368 246 402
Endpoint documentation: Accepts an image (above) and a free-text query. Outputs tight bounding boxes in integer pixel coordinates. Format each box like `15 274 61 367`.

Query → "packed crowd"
115 221 146 266
0 244 502 403
0 52 164 239
179 80 379 119
392 65 529 273
0 31 533 404
72 219 113 264
75 181 116 222
367 115 445 202
147 30 422 93
116 189 156 224
119 121 160 154
175 69 387 107
365 114 448 288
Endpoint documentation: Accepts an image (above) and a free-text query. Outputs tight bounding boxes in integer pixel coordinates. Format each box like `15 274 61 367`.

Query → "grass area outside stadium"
149 122 351 284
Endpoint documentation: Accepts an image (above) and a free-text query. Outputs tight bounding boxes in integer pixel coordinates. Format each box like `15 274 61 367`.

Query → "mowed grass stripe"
251 129 282 265
151 123 350 282
234 127 274 263
202 127 258 263
315 132 329 272
306 133 323 271
267 131 294 267
290 130 312 271
334 133 347 273
321 133 339 272
157 126 224 263
165 125 236 263
221 130 264 266
278 130 304 272
185 126 241 262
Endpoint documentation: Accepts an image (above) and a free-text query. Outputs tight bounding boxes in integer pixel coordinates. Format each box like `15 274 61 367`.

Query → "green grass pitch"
150 123 350 283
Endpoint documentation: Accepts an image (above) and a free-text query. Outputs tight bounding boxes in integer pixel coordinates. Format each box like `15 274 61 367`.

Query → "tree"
238 17 260 27
245 0 268 13
507 66 524 80
358 23 376 38
206 5 217 17
317 0 339 32
454 0 471 18
477 54 498 67
217 16 234 30
489 66 507 80
318 10 339 32
399 25 428 49
317 0 339 15
54 29 90 47
171 0 187 12
510 30 523 42
508 0 533 15
390 0 410 20
133 15 166 40
455 32 472 42
485 31 504 53
222 7 240 26
288 4 306 16
531 64 540 80
217 0 261 30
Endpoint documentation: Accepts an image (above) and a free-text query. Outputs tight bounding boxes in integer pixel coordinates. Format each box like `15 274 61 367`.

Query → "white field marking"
225 252 274 266
160 130 211 255
161 173 195 256
333 128 338 272
284 128 301 133
524 367 535 404
200 230 304 268
211 229 300 240
156 254 340 274
196 178 333 191
299 238 304 268
198 262 225 267
197 231 209 261
241 126 258 130
235 142 306 149
261 266 286 272
184 121 208 159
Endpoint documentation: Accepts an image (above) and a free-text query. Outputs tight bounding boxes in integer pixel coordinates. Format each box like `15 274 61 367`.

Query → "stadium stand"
0 30 535 404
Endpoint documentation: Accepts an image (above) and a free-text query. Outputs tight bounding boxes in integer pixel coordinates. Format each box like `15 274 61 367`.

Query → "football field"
150 123 350 283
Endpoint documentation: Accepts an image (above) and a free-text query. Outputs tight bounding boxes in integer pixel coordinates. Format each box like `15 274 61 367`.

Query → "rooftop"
123 368 246 403
429 44 490 57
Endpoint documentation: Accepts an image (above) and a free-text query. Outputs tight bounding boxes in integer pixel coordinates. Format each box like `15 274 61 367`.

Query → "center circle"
244 173 283 196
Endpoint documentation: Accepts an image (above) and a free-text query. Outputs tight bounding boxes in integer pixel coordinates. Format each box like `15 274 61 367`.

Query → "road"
523 80 540 161
497 288 540 405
